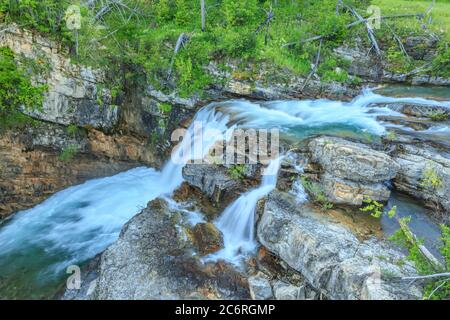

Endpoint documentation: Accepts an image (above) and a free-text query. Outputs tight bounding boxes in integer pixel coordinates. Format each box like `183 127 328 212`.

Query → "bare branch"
301 39 323 91
401 273 450 281
282 14 423 48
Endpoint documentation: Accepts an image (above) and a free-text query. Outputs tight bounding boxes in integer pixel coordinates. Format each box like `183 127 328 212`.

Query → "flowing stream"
0 89 448 299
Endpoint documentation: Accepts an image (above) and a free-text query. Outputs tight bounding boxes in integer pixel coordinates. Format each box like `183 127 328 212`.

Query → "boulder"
0 24 119 130
393 145 450 216
321 173 391 205
182 164 240 204
308 136 399 206
309 137 399 183
272 281 306 300
93 199 249 299
190 222 224 256
257 191 423 300
248 273 274 300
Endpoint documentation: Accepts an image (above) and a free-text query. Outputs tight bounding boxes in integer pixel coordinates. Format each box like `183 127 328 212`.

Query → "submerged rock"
257 191 423 300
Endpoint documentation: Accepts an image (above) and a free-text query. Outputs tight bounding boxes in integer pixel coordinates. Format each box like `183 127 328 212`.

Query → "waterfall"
1 88 448 297
206 156 283 263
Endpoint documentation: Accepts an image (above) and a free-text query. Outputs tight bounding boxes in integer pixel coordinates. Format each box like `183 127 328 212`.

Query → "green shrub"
228 165 247 180
389 221 450 300
420 164 443 190
360 196 384 218
222 0 259 27
0 47 47 129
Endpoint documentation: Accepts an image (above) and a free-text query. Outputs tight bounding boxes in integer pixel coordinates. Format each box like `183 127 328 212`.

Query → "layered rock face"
257 191 423 300
392 144 450 216
0 24 119 130
0 25 160 218
308 136 400 205
0 124 156 218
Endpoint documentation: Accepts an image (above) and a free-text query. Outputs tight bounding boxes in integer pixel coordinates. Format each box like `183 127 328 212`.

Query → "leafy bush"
0 47 47 129
222 0 259 27
228 165 247 180
390 222 450 300
420 163 443 190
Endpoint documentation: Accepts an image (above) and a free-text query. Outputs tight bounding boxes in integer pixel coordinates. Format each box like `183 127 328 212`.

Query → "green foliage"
420 163 443 190
385 131 397 141
431 44 450 77
157 102 172 113
360 196 384 218
59 144 78 162
389 220 450 300
228 165 247 180
426 110 448 122
300 175 333 210
0 0 71 39
66 124 79 136
222 0 259 27
0 47 47 129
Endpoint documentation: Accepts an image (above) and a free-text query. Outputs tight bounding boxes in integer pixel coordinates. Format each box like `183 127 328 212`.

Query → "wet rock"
93 199 249 299
309 136 399 183
272 281 306 300
182 164 240 205
392 144 450 216
308 136 399 206
248 273 273 300
370 102 450 119
257 191 423 300
190 223 224 256
321 173 391 205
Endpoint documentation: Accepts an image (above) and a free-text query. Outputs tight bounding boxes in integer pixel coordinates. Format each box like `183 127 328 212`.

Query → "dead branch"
401 273 450 281
398 217 444 271
282 14 423 48
256 5 274 45
346 6 381 57
201 0 206 32
384 21 411 61
167 33 189 80
301 39 323 91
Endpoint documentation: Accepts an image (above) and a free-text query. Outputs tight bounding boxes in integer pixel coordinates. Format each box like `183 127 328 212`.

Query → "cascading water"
0 88 448 298
206 157 283 264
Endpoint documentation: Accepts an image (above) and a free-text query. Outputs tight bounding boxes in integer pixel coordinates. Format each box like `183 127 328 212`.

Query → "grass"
372 0 450 38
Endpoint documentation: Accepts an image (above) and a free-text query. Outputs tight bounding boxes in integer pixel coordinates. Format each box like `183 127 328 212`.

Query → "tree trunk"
201 0 206 32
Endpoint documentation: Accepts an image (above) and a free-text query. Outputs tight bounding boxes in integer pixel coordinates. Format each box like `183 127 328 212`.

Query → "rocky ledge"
64 198 250 300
